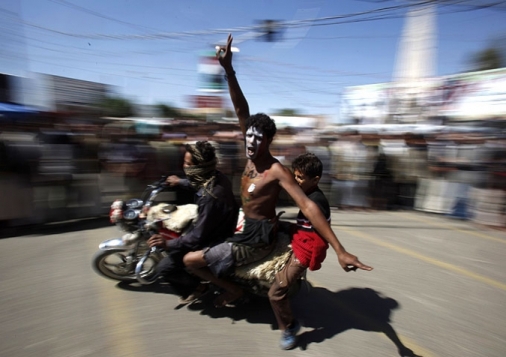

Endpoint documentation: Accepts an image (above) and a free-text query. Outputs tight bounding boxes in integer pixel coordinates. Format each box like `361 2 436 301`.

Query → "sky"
1 0 506 123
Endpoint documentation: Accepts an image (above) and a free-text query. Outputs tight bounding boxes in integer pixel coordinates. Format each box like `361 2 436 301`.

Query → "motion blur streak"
335 226 506 291
90 241 145 356
390 211 506 245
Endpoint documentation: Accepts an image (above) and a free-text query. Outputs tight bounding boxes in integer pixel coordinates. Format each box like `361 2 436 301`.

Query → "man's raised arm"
216 34 250 135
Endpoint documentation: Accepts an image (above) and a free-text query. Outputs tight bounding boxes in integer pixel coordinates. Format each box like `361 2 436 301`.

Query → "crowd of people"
2 100 505 228
2 107 505 227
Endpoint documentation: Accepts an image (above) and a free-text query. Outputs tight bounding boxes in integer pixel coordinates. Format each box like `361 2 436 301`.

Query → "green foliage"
155 103 181 118
470 47 504 71
100 97 134 117
274 108 300 116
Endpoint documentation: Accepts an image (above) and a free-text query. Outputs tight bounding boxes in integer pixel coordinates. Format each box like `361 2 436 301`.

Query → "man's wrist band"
225 71 236 80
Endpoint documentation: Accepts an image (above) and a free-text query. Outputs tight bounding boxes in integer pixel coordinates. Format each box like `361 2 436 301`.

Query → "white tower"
393 1 436 83
391 1 437 123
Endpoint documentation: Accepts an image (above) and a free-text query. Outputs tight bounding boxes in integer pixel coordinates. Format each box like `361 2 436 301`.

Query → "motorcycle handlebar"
147 175 168 189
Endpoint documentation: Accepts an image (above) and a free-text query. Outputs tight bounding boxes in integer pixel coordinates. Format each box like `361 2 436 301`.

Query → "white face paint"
245 126 264 159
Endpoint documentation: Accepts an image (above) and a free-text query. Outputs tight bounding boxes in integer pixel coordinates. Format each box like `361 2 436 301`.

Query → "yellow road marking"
390 212 506 245
90 239 144 356
329 214 504 356
336 226 506 291
96 283 143 356
399 335 437 357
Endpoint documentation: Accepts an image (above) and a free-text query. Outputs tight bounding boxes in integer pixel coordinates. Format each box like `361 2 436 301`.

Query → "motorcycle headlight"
123 209 139 221
126 198 144 209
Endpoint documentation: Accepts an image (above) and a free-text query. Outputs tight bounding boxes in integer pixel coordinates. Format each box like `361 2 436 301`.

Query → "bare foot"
213 290 244 308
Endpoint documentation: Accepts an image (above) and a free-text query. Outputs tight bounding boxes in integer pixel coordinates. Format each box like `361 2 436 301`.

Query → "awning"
0 102 39 121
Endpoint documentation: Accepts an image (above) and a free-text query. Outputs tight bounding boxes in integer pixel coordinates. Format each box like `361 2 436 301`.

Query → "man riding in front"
147 141 238 302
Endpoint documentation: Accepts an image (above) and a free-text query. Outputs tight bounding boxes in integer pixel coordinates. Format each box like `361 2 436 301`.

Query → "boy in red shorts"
268 153 334 350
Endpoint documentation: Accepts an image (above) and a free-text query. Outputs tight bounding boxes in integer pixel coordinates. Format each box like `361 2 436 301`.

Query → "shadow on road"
186 291 277 326
117 280 422 356
116 280 188 296
292 284 423 356
116 280 278 326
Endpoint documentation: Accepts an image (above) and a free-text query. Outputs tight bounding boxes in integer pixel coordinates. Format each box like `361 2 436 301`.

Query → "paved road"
1 209 505 357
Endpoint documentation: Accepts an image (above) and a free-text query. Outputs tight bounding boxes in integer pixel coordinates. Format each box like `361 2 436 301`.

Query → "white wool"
147 203 293 286
147 203 198 233
234 230 293 285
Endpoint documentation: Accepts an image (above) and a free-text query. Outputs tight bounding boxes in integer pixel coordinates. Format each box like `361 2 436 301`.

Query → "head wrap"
183 143 218 197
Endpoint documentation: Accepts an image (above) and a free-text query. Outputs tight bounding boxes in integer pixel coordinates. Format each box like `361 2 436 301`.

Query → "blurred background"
1 0 506 228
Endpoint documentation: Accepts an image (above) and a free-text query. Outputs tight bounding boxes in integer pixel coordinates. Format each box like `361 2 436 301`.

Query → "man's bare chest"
241 164 279 201
242 165 263 195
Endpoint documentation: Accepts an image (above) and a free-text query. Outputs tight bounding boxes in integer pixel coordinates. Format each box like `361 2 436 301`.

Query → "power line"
48 0 164 33
15 0 502 41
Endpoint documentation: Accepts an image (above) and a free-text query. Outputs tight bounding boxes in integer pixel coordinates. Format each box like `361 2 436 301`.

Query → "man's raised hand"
216 34 233 71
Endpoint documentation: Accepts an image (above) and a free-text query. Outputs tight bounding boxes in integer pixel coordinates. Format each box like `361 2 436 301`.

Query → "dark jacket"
166 171 238 254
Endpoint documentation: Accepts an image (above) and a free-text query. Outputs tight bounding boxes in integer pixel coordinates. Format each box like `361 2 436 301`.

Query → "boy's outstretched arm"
276 164 373 272
216 34 250 136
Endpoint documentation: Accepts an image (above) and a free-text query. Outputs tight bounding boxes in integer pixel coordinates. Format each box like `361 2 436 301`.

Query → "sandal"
213 290 244 308
179 283 209 304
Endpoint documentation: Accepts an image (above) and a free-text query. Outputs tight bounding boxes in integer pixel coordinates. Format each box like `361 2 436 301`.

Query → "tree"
469 46 504 71
100 96 134 117
274 108 301 116
155 103 181 118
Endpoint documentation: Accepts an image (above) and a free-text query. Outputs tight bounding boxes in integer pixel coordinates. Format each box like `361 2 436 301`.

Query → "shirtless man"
183 34 372 309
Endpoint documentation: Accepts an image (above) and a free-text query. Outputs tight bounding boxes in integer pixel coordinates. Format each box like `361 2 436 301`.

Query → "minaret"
391 1 437 123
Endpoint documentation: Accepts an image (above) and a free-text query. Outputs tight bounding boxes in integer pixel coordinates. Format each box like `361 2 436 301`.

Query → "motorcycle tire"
92 250 159 282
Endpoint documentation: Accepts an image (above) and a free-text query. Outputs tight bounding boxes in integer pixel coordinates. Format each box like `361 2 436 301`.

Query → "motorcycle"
91 177 195 284
92 177 301 298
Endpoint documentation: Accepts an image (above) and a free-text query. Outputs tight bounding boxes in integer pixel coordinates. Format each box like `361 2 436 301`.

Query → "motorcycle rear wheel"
92 249 159 282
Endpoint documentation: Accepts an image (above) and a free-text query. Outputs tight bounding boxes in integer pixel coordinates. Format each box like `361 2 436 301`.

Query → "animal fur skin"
148 204 293 284
147 203 198 233
234 222 293 285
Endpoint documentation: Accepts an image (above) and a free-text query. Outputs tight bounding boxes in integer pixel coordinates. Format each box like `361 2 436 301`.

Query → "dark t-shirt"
296 187 331 228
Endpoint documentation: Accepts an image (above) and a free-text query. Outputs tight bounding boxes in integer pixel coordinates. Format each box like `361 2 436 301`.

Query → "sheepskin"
148 204 293 286
234 221 293 285
147 203 198 233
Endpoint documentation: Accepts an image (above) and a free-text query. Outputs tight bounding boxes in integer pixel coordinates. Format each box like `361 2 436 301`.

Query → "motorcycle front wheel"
135 250 163 285
92 249 160 282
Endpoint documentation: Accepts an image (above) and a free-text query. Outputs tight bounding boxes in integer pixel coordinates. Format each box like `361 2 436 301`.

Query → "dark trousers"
268 252 307 330
156 250 200 296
